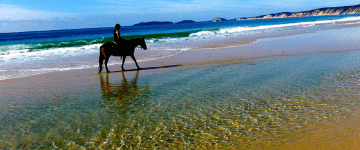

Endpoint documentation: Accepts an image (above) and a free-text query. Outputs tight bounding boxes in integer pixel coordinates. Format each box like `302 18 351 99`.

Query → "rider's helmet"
115 24 121 29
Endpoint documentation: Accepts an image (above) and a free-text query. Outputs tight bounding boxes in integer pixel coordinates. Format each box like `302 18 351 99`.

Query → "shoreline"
2 22 360 82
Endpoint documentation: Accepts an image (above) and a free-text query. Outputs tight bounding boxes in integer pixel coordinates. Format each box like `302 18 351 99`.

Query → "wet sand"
279 116 360 150
2 24 360 149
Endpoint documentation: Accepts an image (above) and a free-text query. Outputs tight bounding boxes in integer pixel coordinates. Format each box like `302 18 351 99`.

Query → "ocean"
1 14 360 80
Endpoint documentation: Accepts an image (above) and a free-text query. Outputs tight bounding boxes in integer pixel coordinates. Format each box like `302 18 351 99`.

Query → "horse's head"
139 37 147 50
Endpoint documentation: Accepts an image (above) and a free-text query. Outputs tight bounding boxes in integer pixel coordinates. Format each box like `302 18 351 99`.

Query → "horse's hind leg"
105 57 110 73
99 55 104 73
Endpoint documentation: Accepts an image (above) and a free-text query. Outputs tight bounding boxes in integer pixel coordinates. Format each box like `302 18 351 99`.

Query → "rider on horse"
113 23 123 45
101 23 123 58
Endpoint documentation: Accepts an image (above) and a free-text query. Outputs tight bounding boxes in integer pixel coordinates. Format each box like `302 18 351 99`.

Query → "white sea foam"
1 44 101 61
189 31 215 37
0 44 102 80
188 16 360 38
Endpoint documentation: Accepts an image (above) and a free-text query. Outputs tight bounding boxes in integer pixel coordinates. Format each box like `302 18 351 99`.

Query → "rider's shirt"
114 29 121 42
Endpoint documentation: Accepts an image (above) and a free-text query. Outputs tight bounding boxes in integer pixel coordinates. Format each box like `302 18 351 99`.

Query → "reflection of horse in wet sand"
99 71 149 112
99 37 147 73
99 71 139 98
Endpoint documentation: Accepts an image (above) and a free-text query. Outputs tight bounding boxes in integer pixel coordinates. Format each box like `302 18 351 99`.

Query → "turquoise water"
1 50 360 149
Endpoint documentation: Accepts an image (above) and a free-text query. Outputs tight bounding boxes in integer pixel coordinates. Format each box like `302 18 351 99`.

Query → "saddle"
113 38 125 46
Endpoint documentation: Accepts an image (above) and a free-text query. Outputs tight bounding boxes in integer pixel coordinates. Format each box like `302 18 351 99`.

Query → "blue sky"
1 0 359 33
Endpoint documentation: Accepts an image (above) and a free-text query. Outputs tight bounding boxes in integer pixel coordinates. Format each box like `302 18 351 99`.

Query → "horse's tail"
99 45 106 72
100 46 106 58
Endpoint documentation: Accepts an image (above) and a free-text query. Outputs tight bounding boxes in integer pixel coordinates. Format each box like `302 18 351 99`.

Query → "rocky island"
133 21 173 26
176 20 196 24
211 17 227 22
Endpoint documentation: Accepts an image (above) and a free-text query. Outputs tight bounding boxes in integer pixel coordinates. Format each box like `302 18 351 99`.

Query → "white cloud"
0 4 74 21
90 0 239 14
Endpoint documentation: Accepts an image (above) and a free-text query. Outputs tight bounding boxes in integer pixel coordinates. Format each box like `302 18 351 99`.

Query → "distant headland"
132 4 360 26
235 4 360 20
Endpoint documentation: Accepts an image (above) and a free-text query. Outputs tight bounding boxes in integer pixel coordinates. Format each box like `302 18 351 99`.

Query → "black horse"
99 37 147 73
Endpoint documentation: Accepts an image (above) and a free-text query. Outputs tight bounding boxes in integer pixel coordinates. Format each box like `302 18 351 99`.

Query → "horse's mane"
121 38 141 44
130 38 142 41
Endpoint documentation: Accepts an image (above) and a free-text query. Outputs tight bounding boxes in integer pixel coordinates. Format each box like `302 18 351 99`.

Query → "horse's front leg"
121 56 126 71
130 54 140 70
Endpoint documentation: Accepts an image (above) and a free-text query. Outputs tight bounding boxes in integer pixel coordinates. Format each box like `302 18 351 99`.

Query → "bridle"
137 38 146 50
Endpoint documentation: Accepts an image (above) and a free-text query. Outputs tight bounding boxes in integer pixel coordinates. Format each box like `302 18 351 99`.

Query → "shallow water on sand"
1 50 360 149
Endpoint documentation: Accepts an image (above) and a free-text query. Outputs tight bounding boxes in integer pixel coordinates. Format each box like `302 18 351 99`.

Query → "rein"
136 46 143 50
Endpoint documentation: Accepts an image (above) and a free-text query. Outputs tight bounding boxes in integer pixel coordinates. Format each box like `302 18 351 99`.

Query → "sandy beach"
2 23 360 149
